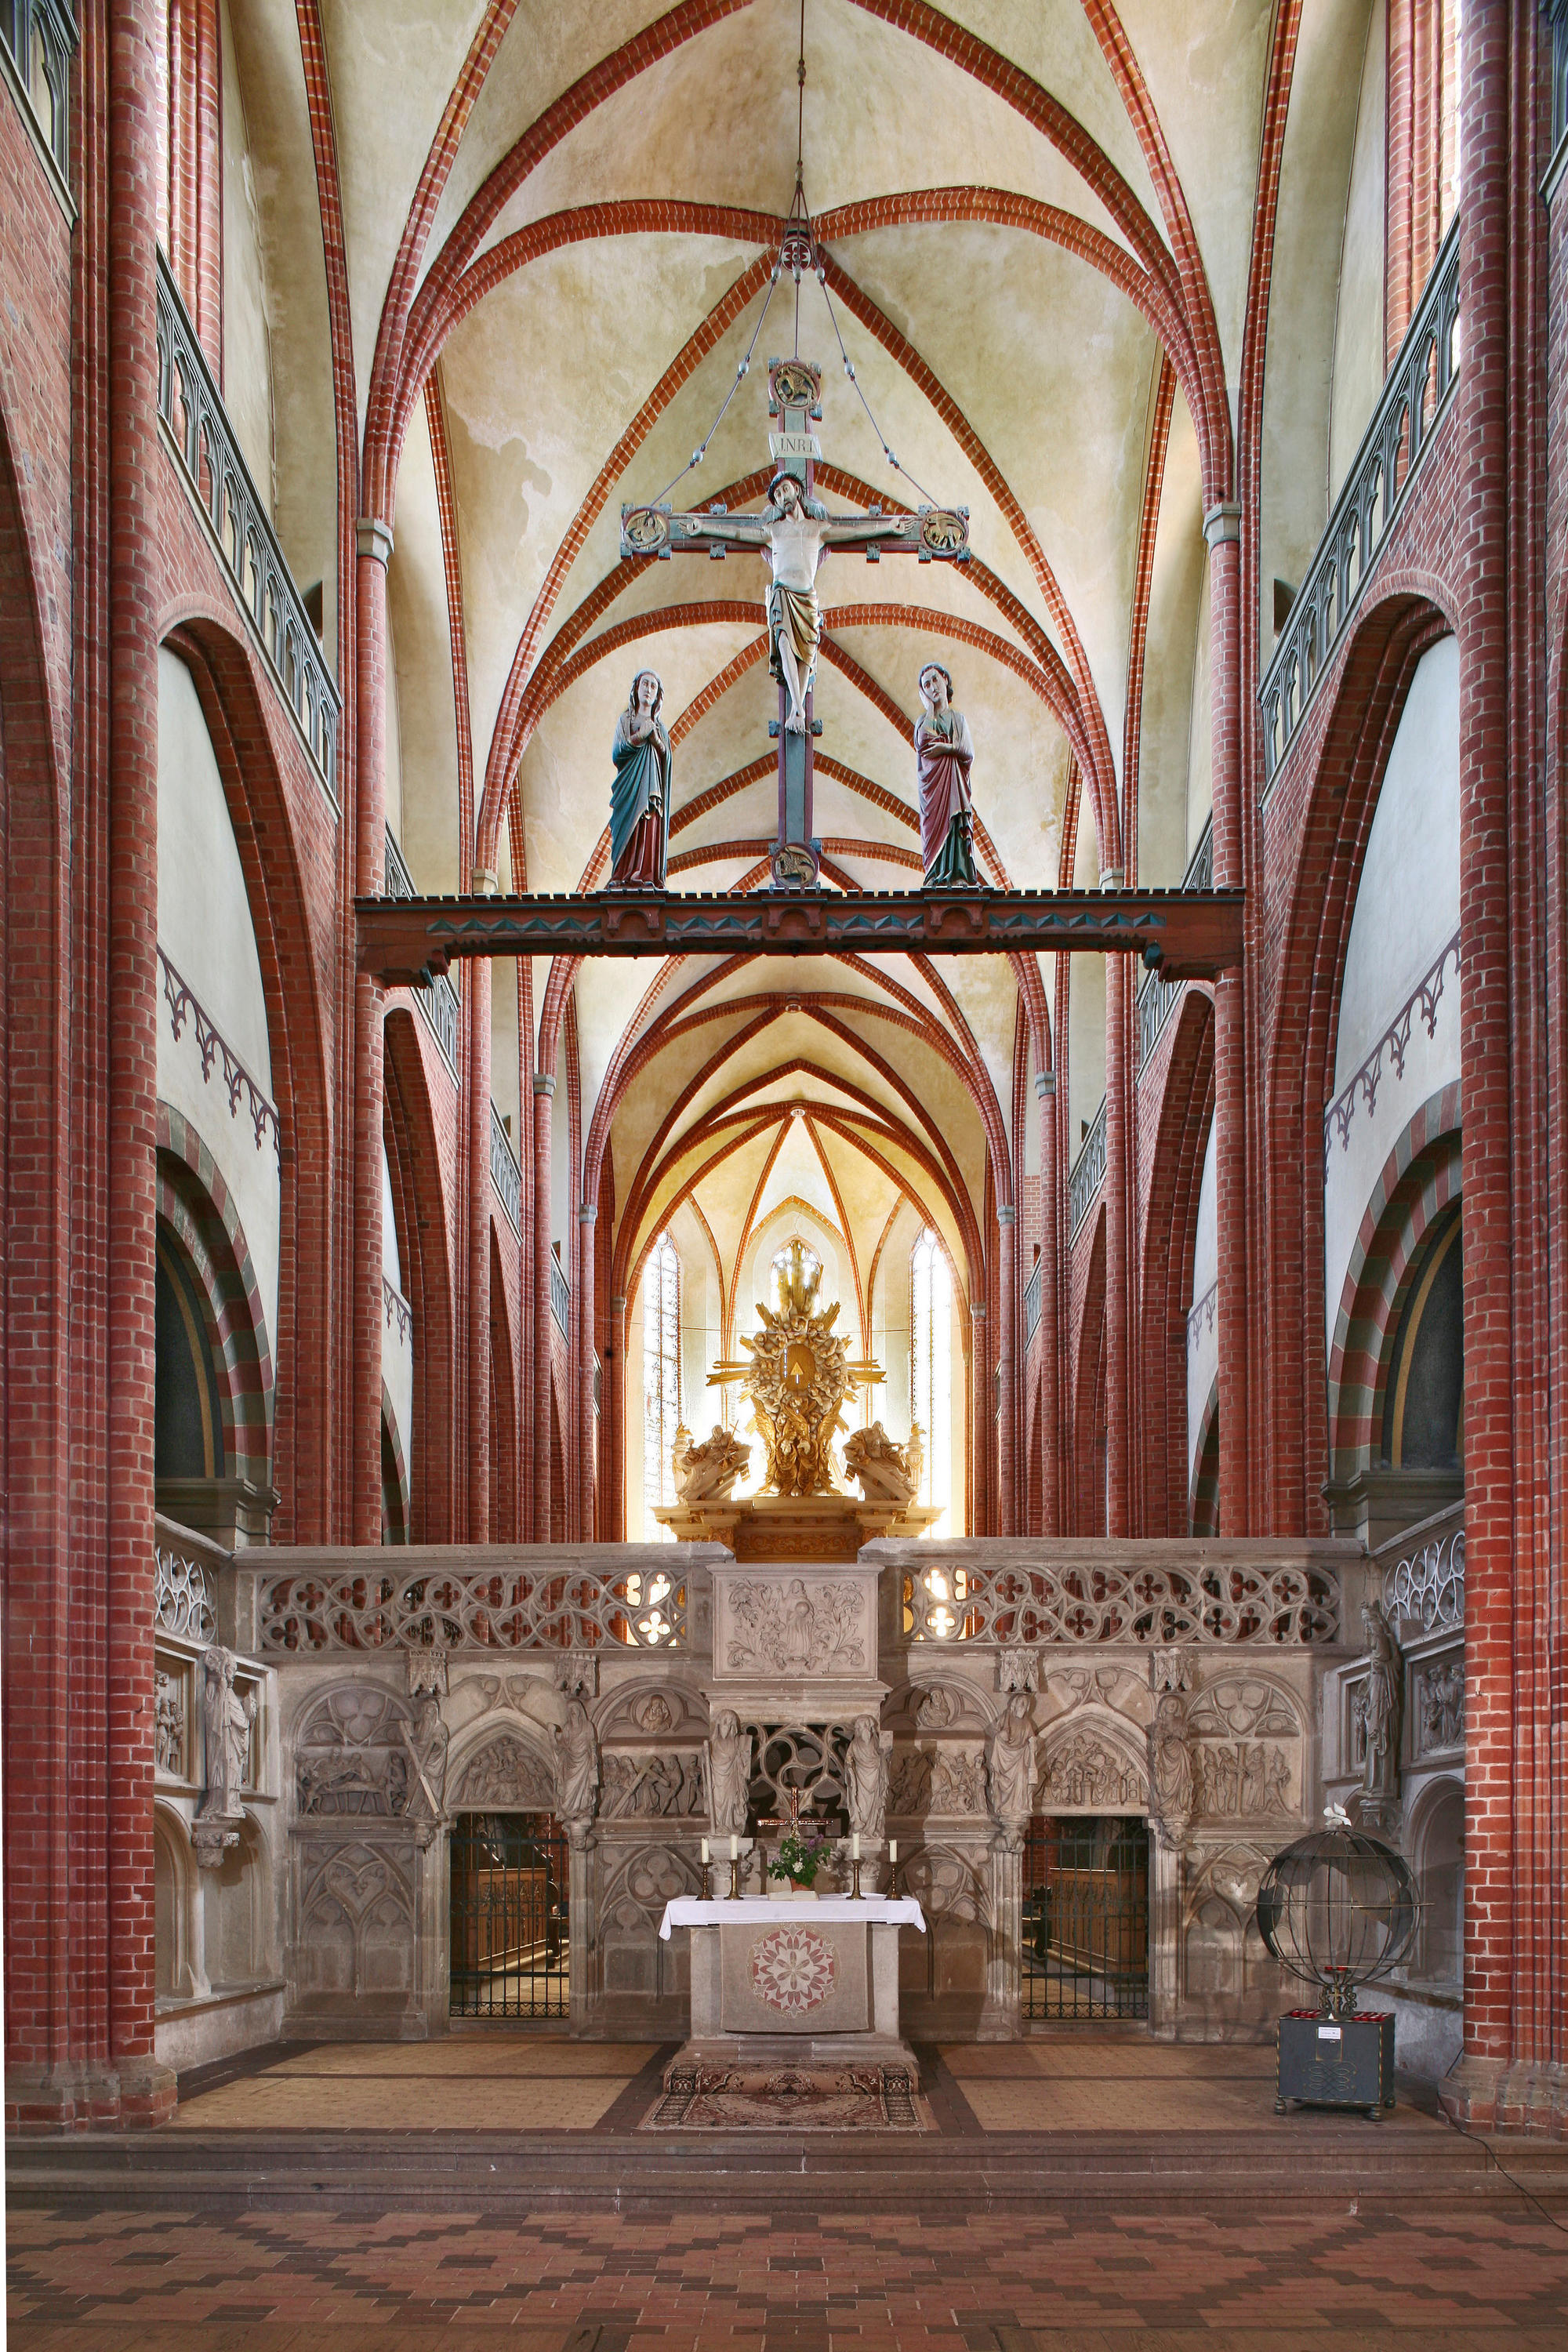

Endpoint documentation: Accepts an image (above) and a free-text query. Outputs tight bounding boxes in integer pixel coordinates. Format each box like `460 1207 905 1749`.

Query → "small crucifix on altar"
622 358 971 887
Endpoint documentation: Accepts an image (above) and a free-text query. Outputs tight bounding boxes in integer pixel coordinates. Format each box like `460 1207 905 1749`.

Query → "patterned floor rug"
643 2059 931 2131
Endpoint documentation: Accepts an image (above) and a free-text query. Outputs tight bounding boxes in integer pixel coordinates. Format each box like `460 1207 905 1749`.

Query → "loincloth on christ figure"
768 579 822 686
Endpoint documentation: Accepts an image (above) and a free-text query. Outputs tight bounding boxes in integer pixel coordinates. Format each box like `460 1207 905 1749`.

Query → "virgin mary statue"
609 669 671 887
915 662 978 887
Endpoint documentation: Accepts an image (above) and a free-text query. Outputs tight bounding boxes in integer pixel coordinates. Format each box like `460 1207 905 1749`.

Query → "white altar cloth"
659 1896 926 1940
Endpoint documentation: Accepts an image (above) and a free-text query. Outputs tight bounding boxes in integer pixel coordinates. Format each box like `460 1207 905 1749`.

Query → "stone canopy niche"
654 1240 939 1563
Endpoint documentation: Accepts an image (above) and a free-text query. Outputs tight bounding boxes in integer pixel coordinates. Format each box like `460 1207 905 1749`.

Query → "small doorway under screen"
448 1812 569 2020
1023 1814 1149 2021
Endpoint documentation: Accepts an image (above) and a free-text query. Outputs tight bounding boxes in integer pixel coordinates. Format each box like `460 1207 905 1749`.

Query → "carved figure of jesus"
681 474 889 732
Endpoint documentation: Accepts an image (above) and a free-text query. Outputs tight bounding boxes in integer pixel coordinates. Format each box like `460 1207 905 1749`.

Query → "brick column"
1441 0 1560 2135
578 1204 598 1539
464 920 493 1544
532 1072 555 1539
968 1300 987 1535
1036 1071 1061 1535
996 1204 1016 1537
1204 502 1248 1537
105 0 176 2125
352 521 392 1544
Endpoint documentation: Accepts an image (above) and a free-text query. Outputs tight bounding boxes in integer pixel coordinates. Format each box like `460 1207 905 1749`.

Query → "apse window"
643 1231 681 1533
771 1238 821 1306
911 1226 952 1537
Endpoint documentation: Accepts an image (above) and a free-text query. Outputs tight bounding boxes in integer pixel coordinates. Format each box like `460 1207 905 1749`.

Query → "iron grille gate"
1022 1815 1149 2020
449 1812 569 2020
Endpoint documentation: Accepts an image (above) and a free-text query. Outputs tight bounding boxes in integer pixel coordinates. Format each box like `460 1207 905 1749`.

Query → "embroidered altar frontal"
720 1920 870 2034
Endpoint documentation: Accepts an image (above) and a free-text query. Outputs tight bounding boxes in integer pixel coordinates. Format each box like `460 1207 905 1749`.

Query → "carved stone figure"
297 1744 409 1818
457 1734 554 1810
842 1421 916 1505
635 1692 674 1734
995 1647 1040 1695
154 1668 185 1778
706 1710 753 1836
553 1696 600 1822
401 1689 450 1836
1419 1658 1465 1753
844 1714 891 1841
914 1685 957 1732
906 1422 924 1499
1147 1686 1196 1846
986 1692 1039 1822
887 1748 935 1817
200 1646 255 1820
609 670 671 887
1354 1599 1403 1806
672 1421 751 1504
930 1748 988 1814
1042 1731 1142 1809
916 662 978 887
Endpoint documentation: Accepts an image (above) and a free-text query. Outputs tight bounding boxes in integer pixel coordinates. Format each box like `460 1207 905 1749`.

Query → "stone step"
10 2125 1566 2218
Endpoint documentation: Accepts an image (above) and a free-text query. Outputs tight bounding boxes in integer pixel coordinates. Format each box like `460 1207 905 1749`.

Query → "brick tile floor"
9 2198 1568 2347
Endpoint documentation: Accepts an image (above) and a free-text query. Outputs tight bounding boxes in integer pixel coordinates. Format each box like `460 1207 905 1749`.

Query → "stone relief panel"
294 1684 414 1820
883 1680 988 1737
1414 1653 1464 1758
599 1750 708 1820
295 1839 415 2001
1186 1675 1301 1824
887 1747 935 1819
721 1577 868 1677
154 1664 188 1780
593 1682 709 1742
1037 1726 1148 1810
599 1841 702 2000
1182 1842 1289 2031
897 1842 993 2003
451 1730 557 1812
927 1748 989 1817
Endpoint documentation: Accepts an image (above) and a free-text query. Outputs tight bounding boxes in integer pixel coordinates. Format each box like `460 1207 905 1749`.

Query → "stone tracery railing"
1068 1096 1108 1240
383 827 462 1075
155 1537 219 1646
256 1562 686 1653
1260 218 1461 787
155 250 340 803
901 1554 1341 1646
1384 1519 1465 1634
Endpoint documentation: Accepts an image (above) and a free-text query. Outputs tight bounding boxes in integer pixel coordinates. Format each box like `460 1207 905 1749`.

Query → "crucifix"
622 358 971 887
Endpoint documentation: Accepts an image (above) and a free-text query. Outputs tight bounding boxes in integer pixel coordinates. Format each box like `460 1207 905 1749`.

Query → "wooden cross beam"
356 886 1243 988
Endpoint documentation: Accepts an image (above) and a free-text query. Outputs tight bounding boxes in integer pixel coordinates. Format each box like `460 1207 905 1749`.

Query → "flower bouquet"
768 1801 833 1894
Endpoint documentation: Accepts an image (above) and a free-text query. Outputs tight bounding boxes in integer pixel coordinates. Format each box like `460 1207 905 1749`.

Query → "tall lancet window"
911 1227 952 1535
643 1232 681 1529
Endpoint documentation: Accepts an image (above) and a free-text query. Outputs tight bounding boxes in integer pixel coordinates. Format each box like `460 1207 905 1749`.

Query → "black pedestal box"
1276 2009 1395 2116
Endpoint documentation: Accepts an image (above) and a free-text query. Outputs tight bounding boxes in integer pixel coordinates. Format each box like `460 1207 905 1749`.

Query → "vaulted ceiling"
233 0 1371 1326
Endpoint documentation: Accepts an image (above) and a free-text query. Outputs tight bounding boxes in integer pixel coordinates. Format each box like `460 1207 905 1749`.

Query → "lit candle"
852 1833 861 1861
887 1839 898 1864
701 1838 710 1864
730 1834 739 1860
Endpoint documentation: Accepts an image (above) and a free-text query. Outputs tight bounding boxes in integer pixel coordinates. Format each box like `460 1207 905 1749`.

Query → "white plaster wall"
221 0 275 519
1328 0 1388 499
1187 1120 1218 1490
1324 638 1461 1345
156 650 280 1365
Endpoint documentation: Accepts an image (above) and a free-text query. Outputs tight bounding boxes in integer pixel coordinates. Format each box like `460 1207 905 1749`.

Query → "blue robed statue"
609 668 672 887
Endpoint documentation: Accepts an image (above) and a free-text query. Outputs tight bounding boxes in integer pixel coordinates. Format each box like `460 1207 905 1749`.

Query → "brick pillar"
165 0 222 372
968 1300 987 1535
996 1204 1016 1537
1385 0 1416 362
1441 0 1560 2136
464 932 493 1544
1204 503 1248 1537
1036 1071 1061 1535
352 521 392 1544
578 1204 598 1538
105 0 176 2126
532 1072 555 1540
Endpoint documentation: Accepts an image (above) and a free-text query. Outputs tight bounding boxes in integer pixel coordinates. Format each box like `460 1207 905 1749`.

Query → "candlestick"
887 1838 898 1893
850 1853 863 1900
700 1860 713 1900
728 1853 743 1899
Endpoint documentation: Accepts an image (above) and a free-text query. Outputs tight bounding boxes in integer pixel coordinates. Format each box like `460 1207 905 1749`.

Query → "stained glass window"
643 1232 681 1529
911 1226 952 1536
